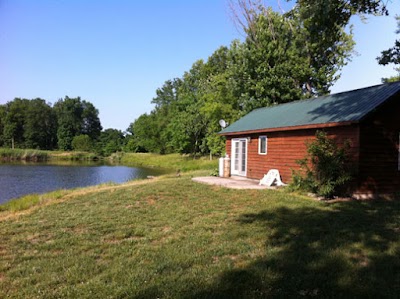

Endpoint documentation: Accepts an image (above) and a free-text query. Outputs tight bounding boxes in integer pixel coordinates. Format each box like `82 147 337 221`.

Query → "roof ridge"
221 81 400 135
329 81 400 97
252 81 400 112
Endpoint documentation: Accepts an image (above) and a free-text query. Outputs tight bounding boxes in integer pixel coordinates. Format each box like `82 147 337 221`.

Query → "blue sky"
1 1 399 131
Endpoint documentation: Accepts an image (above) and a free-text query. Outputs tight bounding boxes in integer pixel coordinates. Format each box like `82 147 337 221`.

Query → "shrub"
290 131 352 198
71 134 93 152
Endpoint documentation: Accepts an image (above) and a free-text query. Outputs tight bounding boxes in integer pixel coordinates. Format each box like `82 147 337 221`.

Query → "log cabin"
219 81 400 199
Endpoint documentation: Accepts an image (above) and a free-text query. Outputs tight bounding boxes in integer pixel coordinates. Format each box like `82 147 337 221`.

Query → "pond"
0 162 167 204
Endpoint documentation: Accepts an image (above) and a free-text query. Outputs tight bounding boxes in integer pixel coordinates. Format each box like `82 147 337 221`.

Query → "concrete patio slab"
192 176 272 190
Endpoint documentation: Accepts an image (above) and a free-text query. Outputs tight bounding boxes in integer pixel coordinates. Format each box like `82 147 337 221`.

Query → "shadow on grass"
132 200 400 298
189 200 400 298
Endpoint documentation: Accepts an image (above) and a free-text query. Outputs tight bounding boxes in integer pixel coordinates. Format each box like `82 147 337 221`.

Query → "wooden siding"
226 125 360 184
357 95 400 197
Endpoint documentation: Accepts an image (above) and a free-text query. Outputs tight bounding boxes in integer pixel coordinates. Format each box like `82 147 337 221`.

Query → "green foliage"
2 98 29 148
290 131 352 198
381 72 400 83
95 129 126 156
81 101 102 140
128 1 361 156
209 168 219 176
128 113 164 153
23 99 57 149
71 134 93 152
54 96 102 150
0 96 101 151
0 105 5 147
378 15 400 82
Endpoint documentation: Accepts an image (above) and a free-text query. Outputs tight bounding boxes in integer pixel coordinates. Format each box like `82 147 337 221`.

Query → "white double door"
231 138 247 176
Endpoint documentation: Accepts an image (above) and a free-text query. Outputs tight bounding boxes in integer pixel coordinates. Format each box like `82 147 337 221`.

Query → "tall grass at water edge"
0 148 100 162
0 148 49 161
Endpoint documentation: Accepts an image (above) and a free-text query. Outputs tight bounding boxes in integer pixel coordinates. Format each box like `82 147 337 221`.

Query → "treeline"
0 97 126 156
1 2 391 158
127 0 393 156
127 6 356 156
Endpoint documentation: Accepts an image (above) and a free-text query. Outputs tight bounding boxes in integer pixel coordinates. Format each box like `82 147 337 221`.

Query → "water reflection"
0 162 167 204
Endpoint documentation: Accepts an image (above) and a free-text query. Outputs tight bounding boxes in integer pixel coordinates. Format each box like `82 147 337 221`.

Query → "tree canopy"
127 0 381 156
377 15 400 82
0 97 102 151
1 0 393 157
54 96 102 150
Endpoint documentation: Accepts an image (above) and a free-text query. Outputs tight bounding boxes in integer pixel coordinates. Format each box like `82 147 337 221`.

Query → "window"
259 136 267 155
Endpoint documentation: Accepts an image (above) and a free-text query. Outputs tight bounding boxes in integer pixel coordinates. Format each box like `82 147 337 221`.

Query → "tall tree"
54 96 102 150
0 105 6 147
128 113 163 153
128 0 389 156
23 98 57 149
2 98 29 148
96 129 125 156
81 100 102 141
229 4 355 113
54 97 84 150
377 15 400 82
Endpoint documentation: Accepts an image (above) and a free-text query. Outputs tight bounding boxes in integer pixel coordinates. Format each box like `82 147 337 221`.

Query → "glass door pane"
241 140 246 173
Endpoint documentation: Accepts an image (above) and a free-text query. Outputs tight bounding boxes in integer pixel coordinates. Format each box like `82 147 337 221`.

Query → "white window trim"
258 136 267 155
231 138 248 176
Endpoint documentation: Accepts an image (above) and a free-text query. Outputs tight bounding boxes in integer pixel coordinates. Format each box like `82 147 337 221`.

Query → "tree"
54 97 83 150
23 99 57 149
95 129 125 156
71 134 93 152
81 101 102 141
2 98 29 148
228 4 355 113
198 46 240 155
128 113 162 153
0 105 6 147
1 98 57 150
377 15 400 82
54 96 102 150
127 0 388 157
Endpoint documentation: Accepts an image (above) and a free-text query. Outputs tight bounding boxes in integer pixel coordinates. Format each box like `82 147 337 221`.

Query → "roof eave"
219 121 357 136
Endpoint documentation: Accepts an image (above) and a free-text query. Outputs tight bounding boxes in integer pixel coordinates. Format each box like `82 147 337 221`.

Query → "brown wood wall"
225 95 400 198
357 95 400 197
226 125 360 184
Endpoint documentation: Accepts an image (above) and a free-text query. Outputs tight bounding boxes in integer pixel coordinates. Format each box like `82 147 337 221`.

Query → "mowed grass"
1 174 400 298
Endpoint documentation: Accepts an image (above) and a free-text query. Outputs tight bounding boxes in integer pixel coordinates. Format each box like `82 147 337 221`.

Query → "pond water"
0 162 167 204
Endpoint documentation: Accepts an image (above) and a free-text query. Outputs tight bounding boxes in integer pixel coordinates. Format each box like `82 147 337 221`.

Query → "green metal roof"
220 81 400 135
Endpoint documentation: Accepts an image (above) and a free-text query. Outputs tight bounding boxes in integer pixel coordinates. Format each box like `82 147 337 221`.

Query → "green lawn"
1 173 399 298
120 153 218 172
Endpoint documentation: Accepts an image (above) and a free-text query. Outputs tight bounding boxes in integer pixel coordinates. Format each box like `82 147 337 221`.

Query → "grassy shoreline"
2 152 399 297
0 149 220 170
0 172 399 298
0 148 100 162
0 152 217 212
120 152 218 171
